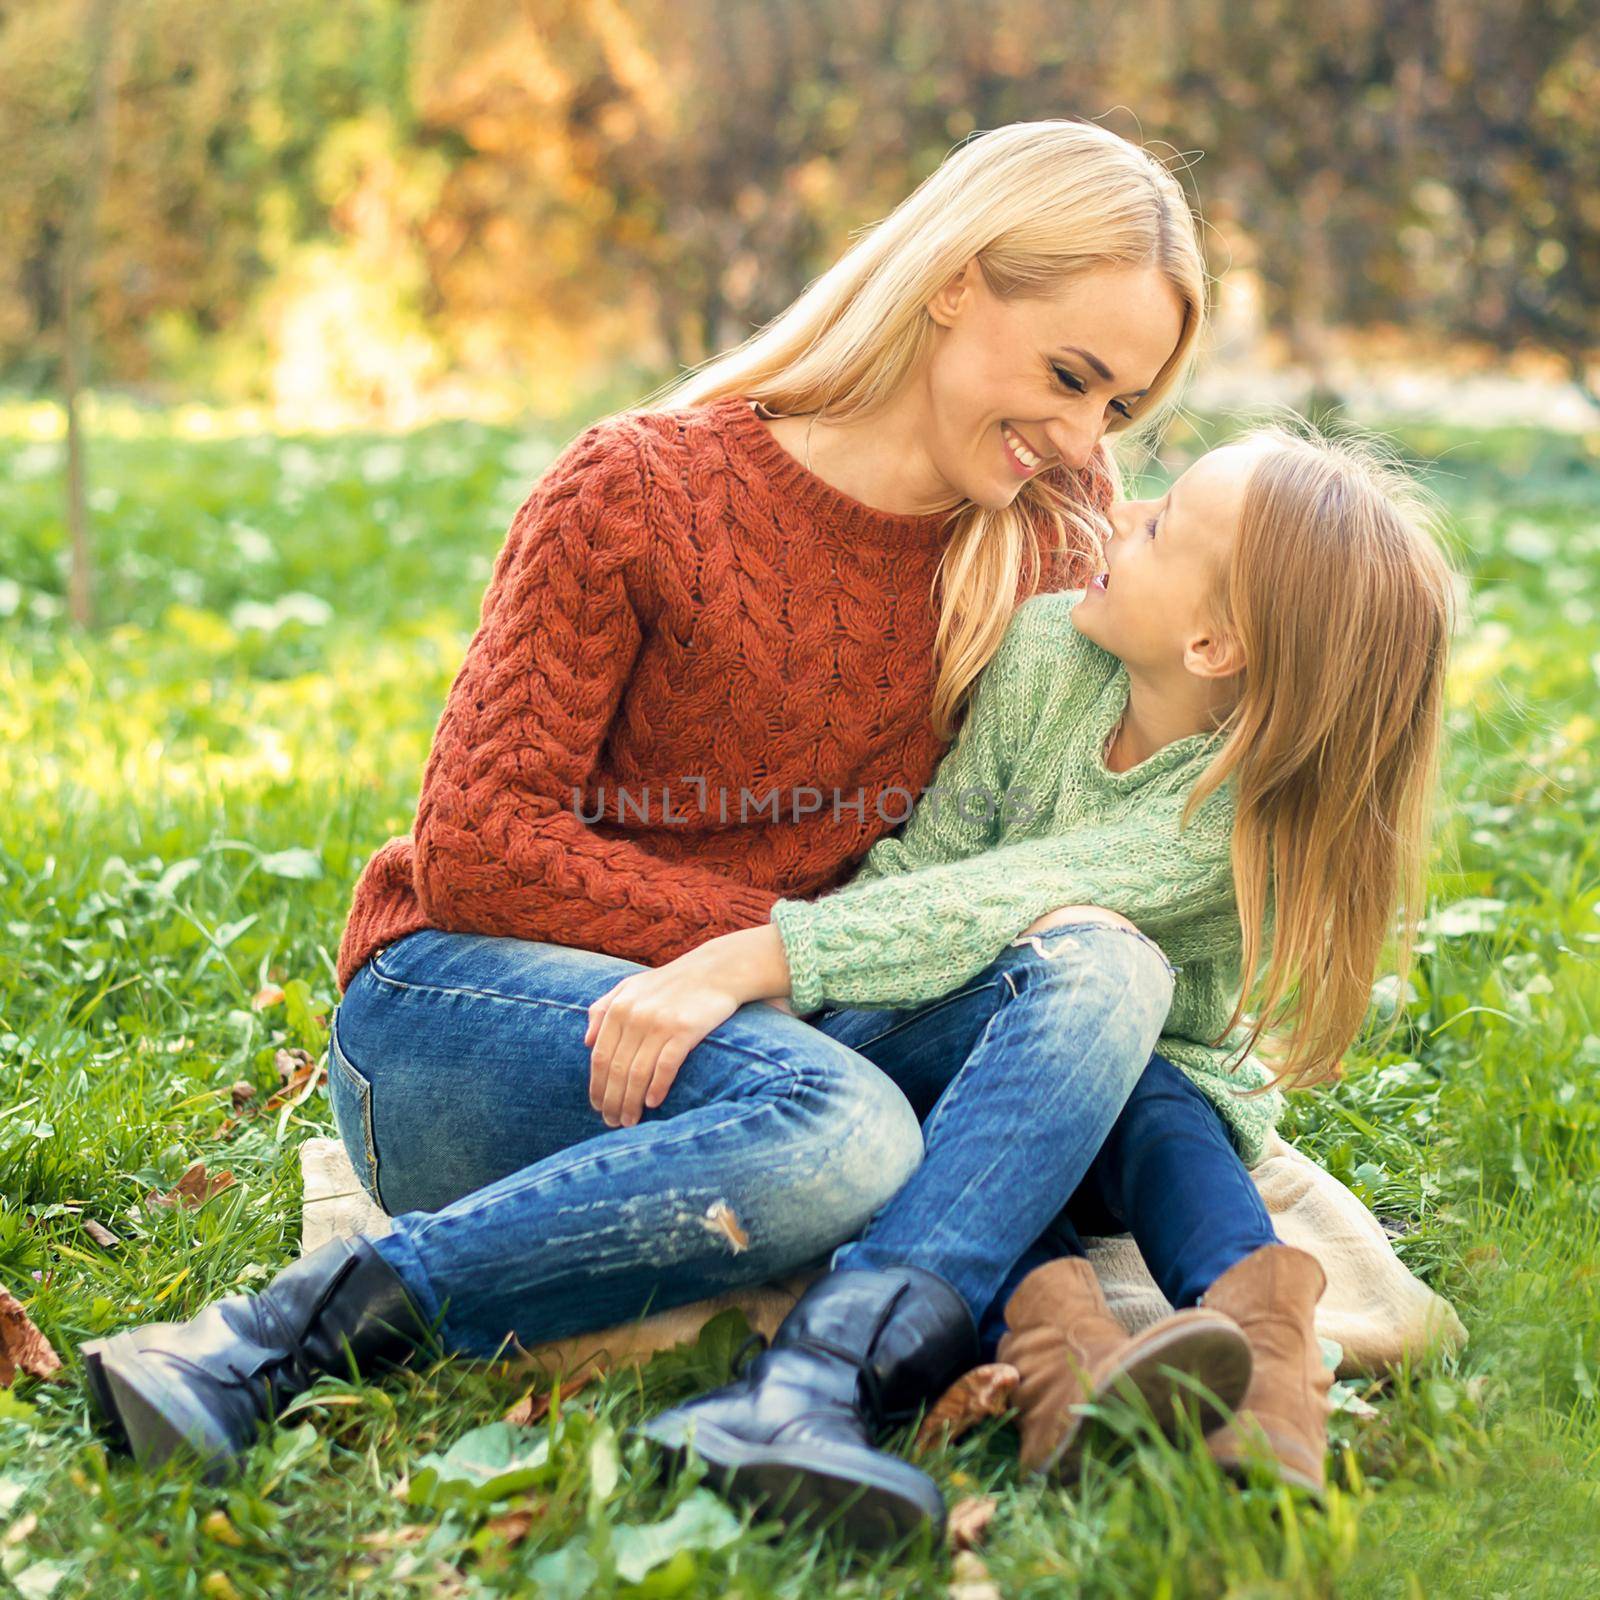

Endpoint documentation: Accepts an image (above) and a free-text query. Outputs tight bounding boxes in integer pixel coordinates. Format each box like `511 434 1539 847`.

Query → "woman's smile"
1001 422 1047 476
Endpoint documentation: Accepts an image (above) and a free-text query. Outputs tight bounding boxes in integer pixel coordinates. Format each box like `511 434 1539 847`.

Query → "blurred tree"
0 0 1594 409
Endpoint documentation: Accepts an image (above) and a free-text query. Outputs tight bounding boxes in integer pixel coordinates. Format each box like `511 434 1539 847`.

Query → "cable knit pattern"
770 590 1285 1164
334 395 1112 994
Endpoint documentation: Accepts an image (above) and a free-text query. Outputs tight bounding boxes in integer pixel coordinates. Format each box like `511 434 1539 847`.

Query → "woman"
80 119 1205 1534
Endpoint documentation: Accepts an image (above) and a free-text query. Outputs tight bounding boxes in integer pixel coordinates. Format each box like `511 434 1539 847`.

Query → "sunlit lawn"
1 400 1597 1597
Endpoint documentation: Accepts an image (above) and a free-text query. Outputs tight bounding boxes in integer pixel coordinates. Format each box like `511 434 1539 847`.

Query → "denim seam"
327 1013 378 1183
825 974 1011 1054
363 964 811 1083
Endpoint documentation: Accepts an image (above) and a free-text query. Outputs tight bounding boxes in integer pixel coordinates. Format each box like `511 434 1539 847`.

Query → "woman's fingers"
588 989 634 1111
597 1023 648 1125
617 1042 669 1127
643 1039 690 1111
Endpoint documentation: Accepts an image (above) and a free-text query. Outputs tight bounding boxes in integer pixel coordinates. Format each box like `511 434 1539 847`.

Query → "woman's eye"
1111 400 1136 420
1051 364 1086 395
1145 516 1158 539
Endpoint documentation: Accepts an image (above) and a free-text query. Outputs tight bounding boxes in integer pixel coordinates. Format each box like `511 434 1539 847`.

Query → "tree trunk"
61 0 118 633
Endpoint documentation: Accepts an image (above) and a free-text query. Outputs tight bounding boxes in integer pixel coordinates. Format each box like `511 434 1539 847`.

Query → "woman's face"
923 260 1186 511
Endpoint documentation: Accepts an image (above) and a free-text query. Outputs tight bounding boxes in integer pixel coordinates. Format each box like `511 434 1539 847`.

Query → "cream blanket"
299 1130 1465 1382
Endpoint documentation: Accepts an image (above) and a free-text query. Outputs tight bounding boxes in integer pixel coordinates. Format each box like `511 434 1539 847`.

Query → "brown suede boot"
996 1257 1253 1482
1199 1243 1333 1495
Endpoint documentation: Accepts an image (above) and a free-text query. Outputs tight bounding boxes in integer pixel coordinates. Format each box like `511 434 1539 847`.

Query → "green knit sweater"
770 589 1284 1164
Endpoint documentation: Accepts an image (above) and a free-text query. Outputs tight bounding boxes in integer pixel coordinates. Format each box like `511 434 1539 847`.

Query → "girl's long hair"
634 119 1207 738
1186 422 1459 1091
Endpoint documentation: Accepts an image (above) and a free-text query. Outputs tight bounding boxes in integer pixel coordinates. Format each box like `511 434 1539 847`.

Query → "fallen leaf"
252 985 287 1012
0 1289 62 1386
948 1549 1000 1600
265 1053 325 1112
228 1081 257 1108
358 1524 434 1551
81 1219 119 1249
2 1510 38 1545
481 1507 538 1546
273 1046 315 1085
147 1160 237 1212
915 1363 1019 1453
201 1510 245 1548
945 1495 997 1552
503 1366 601 1427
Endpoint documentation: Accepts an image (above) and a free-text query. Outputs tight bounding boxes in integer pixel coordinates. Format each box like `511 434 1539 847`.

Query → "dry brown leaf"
481 1508 538 1546
948 1549 1000 1600
915 1363 1019 1453
228 1080 257 1108
0 1287 62 1387
273 1046 315 1084
944 1495 997 1552
82 1218 119 1248
2 1511 38 1546
253 985 287 1011
265 1052 325 1112
358 1524 435 1551
147 1160 237 1212
503 1365 601 1426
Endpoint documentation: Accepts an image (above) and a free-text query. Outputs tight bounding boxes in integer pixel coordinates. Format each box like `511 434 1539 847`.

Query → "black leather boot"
635 1265 979 1548
80 1235 437 1484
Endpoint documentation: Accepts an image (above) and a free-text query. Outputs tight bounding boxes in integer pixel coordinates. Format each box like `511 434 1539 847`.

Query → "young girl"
590 419 1454 1531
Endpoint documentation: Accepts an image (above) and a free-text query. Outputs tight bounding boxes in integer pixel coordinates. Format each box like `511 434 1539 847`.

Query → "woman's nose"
1045 417 1105 472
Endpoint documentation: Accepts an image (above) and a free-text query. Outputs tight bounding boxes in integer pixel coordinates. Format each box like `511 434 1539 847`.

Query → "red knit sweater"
334 394 1111 994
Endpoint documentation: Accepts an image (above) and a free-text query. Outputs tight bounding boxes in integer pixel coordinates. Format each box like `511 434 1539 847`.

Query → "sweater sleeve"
836 597 1047 892
409 419 780 966
772 783 1235 1013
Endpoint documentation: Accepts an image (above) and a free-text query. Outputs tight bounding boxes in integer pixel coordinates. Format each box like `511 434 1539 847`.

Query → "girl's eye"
1111 399 1136 420
1145 516 1158 539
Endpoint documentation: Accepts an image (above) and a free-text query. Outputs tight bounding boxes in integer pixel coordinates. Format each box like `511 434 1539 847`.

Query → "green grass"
1 400 1598 1597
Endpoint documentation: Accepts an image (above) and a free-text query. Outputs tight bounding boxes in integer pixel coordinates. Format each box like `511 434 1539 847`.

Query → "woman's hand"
585 924 797 1127
585 961 746 1128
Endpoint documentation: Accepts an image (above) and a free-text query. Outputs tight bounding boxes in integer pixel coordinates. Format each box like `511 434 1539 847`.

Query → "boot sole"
92 1341 245 1486
78 1340 127 1451
1044 1313 1254 1483
634 1412 944 1550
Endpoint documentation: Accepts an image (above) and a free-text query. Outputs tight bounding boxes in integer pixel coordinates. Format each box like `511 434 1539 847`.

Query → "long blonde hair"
1186 422 1459 1091
635 120 1207 738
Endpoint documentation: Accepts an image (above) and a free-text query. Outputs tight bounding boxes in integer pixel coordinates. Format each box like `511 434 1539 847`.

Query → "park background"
2 2 1599 1597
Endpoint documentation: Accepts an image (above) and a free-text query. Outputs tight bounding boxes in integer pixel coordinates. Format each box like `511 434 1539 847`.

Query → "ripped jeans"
328 917 1175 1361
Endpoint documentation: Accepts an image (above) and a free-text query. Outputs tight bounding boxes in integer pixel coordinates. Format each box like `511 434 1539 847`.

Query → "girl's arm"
773 785 1237 1014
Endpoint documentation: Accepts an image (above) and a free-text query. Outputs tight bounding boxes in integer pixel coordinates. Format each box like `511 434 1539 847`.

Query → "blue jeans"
977 1052 1279 1355
328 919 1175 1362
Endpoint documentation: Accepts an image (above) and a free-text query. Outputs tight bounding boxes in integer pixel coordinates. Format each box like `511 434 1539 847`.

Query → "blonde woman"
82 120 1205 1531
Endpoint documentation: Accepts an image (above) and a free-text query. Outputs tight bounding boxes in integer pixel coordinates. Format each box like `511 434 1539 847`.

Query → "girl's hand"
585 960 743 1128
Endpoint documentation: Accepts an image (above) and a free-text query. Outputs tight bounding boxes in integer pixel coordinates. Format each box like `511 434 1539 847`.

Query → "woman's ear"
925 257 978 329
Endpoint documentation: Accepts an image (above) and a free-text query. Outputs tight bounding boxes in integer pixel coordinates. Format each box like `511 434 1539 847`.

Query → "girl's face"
1071 439 1274 677
923 261 1186 510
